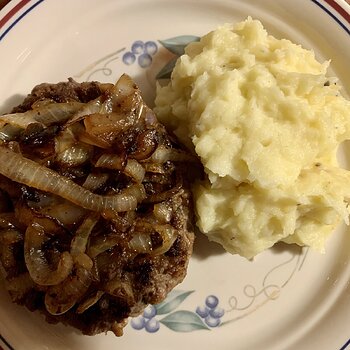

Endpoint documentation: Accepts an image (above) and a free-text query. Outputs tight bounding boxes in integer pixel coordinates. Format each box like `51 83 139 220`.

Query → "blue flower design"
130 305 161 333
130 292 229 334
196 295 225 328
122 40 158 68
130 290 211 334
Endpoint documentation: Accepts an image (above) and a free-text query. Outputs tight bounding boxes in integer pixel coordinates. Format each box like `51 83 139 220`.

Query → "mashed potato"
154 18 350 258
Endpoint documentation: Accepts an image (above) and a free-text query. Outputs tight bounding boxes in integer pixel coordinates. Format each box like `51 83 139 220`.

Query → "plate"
1 0 350 349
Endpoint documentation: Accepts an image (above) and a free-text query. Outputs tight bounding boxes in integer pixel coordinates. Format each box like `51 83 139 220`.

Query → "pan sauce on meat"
0 75 195 336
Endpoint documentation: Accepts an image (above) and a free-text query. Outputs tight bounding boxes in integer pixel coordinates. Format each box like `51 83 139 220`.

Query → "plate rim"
0 1 350 349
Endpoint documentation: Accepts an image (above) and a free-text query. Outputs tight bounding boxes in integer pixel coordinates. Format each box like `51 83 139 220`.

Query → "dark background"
0 0 10 11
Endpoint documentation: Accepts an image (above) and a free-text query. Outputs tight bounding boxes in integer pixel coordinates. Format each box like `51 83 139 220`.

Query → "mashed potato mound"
154 18 350 259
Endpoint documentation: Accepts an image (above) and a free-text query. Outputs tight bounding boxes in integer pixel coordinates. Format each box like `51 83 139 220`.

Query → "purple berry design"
196 295 224 329
122 52 136 65
205 295 219 309
130 315 146 330
145 318 160 333
145 41 158 55
195 305 210 318
143 305 157 319
123 40 158 67
138 53 152 68
131 40 144 54
205 315 221 328
209 306 225 319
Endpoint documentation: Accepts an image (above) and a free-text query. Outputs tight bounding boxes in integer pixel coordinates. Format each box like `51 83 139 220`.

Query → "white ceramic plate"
1 0 350 349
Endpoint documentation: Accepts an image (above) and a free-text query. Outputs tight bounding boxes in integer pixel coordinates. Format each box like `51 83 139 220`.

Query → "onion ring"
24 221 73 286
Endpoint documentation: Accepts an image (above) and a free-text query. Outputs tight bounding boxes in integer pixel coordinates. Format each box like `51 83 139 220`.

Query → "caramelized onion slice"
0 146 146 212
24 222 73 286
143 162 166 174
152 224 178 255
55 127 93 167
104 277 134 303
95 153 125 170
82 173 109 191
128 223 177 255
96 155 144 183
55 125 80 153
78 131 111 149
0 102 84 129
71 214 99 256
128 232 152 254
76 290 104 314
82 75 144 144
27 194 87 227
124 159 145 183
0 124 22 141
129 130 157 160
56 144 92 167
65 96 104 126
108 73 143 115
0 213 18 229
45 262 93 315
108 210 136 233
153 202 173 223
87 235 119 258
84 112 133 141
150 145 196 163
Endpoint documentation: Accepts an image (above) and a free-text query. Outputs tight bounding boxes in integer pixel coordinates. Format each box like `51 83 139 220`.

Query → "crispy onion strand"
24 222 73 286
0 146 146 212
0 102 84 128
128 223 177 255
45 259 93 315
71 214 99 256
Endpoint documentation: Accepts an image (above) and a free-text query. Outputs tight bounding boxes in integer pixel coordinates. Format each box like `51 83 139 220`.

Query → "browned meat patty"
0 75 195 336
11 79 110 113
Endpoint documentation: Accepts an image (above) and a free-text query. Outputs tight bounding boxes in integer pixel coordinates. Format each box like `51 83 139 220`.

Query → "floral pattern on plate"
74 35 199 82
122 40 158 68
129 249 307 334
130 291 223 333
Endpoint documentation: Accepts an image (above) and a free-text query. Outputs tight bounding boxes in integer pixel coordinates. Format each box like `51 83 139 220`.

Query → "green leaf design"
158 35 200 56
156 57 178 80
160 310 210 332
155 290 194 315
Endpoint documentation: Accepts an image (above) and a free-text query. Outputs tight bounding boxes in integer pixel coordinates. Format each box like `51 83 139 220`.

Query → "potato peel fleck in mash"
155 18 350 259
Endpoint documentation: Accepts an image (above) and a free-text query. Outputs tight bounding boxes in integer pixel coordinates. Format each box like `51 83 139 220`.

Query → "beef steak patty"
0 75 195 336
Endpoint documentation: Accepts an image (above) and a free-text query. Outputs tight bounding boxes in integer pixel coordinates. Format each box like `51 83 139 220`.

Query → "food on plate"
155 18 350 259
0 75 195 335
